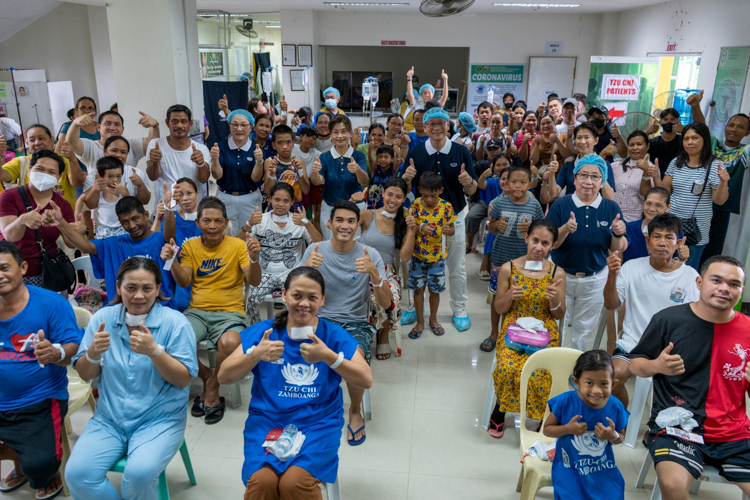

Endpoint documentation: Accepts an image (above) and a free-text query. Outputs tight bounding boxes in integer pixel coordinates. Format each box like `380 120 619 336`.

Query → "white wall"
0 3 98 102
87 5 116 111
280 9 318 111
312 11 606 101
615 0 750 111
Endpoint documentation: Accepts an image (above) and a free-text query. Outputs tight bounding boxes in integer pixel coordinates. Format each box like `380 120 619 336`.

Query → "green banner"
709 46 750 141
0 84 6 98
468 64 525 113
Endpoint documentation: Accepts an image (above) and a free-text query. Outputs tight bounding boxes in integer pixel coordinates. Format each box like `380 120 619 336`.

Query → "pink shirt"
611 160 653 222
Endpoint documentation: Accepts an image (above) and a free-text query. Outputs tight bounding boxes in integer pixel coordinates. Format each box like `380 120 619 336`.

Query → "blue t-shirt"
0 286 81 411
407 132 429 150
548 194 625 275
240 318 358 483
161 213 202 311
548 390 629 500
91 231 177 307
556 159 616 196
216 138 262 194
318 148 368 206
480 177 503 206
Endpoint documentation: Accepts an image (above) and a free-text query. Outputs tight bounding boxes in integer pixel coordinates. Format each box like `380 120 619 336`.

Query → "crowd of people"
1 67 750 500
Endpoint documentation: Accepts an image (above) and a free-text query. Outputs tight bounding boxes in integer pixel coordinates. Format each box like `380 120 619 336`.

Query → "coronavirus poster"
468 64 525 114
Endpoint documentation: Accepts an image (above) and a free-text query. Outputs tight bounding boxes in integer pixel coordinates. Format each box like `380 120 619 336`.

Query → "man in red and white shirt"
631 255 750 499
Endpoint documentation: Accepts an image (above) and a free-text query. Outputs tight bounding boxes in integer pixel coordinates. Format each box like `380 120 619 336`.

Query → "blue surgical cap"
406 89 419 100
573 154 608 185
419 84 435 96
423 107 450 123
458 112 477 134
227 109 255 126
323 87 340 99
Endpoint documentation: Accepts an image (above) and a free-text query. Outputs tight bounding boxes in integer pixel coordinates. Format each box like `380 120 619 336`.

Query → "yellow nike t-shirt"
180 236 250 314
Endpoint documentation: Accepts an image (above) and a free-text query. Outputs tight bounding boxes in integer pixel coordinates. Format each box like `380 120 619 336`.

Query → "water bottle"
370 80 379 105
487 86 495 105
275 424 298 456
362 80 372 101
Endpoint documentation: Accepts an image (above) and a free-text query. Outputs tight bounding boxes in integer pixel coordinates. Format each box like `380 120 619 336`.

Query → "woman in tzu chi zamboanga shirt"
218 266 373 499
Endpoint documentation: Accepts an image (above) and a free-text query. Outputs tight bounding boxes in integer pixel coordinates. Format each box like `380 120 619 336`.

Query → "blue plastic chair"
108 439 196 500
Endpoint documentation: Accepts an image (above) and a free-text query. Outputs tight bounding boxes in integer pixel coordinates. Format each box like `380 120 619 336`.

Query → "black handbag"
679 164 712 247
17 186 76 293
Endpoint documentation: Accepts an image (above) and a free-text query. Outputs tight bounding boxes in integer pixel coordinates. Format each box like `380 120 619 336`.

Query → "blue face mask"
325 98 337 110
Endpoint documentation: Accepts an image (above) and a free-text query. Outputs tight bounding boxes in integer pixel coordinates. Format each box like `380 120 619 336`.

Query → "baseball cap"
587 106 609 117
563 98 578 108
487 137 504 149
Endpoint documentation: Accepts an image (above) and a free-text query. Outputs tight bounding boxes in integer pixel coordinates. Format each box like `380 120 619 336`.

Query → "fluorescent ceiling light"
324 2 410 6
494 3 580 7
265 25 281 28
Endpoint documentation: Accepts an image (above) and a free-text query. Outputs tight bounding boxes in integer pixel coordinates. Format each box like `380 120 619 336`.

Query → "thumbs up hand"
606 250 622 276
509 275 525 301
312 156 323 176
149 141 162 163
564 211 577 234
160 238 179 261
549 154 559 175
292 206 308 226
256 329 285 363
254 143 264 163
306 243 324 268
190 143 204 165
90 322 111 358
600 139 617 157
545 278 564 304
718 161 731 182
656 342 685 376
595 417 619 442
494 214 509 233
265 156 278 178
565 415 588 436
355 247 377 275
33 330 60 365
130 323 157 356
458 163 472 187
686 89 704 107
611 213 626 237
677 237 690 262
347 156 360 174
246 234 261 260
300 333 331 364
218 93 229 114
210 143 220 162
403 159 417 182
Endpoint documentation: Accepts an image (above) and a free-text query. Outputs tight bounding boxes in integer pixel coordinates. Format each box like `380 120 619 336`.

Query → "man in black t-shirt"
630 256 750 500
614 108 683 177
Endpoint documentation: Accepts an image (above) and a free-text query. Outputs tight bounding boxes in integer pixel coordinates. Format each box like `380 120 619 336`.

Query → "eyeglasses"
425 122 446 129
576 173 602 182
77 106 96 112
230 123 251 130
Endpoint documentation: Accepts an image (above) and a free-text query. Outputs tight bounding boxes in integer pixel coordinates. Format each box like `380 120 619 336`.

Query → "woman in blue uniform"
218 267 373 499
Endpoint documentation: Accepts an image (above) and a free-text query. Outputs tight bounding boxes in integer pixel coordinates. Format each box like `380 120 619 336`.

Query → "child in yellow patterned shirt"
400 172 456 338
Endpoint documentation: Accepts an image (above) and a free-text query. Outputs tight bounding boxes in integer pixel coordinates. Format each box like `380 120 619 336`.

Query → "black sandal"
204 397 226 425
191 396 205 417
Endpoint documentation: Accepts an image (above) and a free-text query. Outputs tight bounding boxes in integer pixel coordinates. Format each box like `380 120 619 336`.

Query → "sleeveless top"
360 210 396 265
500 260 560 342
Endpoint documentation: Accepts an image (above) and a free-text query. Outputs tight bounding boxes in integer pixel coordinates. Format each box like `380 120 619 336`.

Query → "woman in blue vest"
219 267 373 499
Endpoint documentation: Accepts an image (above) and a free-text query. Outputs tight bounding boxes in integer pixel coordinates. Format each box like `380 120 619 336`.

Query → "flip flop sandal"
191 396 205 417
479 337 496 352
408 328 422 339
35 473 62 500
488 420 505 439
347 424 366 446
0 469 28 493
375 343 391 360
204 397 226 425
429 323 445 336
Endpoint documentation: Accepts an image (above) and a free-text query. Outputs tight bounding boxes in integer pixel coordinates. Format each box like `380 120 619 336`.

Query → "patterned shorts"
325 319 377 365
407 258 446 293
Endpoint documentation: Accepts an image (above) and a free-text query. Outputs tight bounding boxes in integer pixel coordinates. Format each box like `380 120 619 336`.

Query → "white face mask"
325 99 337 110
29 171 58 191
272 213 290 223
125 311 149 327
183 211 197 221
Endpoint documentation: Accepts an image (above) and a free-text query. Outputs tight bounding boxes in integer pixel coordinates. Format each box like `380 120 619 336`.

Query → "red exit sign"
666 43 677 51
381 40 406 46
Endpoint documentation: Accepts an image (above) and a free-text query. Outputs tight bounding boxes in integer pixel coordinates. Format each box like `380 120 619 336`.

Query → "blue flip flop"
408 328 422 339
347 424 366 446
429 323 445 336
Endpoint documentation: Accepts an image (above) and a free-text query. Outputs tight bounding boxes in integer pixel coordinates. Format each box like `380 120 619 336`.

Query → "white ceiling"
0 0 61 44
194 0 672 14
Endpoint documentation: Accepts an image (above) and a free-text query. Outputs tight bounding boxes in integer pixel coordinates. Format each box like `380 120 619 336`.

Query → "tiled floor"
2 252 746 499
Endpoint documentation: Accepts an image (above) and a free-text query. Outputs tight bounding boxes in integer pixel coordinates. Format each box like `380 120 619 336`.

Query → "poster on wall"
709 46 750 141
0 84 6 98
599 74 641 101
468 64 525 114
200 51 225 78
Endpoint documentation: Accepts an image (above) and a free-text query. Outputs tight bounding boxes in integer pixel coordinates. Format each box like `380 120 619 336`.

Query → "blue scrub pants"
66 416 185 500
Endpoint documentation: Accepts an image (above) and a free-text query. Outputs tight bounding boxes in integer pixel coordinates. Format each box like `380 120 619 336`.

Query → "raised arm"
438 70 449 107
406 67 416 106
687 90 705 124
138 111 161 153
603 251 623 311
713 162 730 205
67 115 93 156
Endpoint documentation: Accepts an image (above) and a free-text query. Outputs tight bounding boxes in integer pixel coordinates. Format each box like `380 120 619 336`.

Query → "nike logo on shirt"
196 258 227 277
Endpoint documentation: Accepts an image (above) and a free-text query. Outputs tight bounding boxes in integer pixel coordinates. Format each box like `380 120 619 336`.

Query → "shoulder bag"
679 163 712 247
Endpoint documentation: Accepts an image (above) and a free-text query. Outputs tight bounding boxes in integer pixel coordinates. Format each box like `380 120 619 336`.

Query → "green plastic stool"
108 439 196 500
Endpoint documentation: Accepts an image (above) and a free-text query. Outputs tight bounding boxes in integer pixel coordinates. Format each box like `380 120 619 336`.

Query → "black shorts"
612 347 630 363
0 399 68 489
648 428 750 481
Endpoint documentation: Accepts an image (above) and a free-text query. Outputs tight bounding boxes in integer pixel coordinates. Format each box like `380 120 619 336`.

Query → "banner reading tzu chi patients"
468 64 525 114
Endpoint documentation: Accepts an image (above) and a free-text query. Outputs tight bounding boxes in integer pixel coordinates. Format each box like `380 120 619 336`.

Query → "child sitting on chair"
543 350 629 500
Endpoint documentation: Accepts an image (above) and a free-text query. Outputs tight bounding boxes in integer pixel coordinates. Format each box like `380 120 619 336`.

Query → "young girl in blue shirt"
543 350 629 500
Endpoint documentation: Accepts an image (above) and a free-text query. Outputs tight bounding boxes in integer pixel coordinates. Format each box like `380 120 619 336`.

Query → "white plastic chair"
262 293 286 320
72 255 100 290
362 388 371 422
516 347 582 500
623 376 652 448
636 452 749 500
321 476 341 500
590 306 609 350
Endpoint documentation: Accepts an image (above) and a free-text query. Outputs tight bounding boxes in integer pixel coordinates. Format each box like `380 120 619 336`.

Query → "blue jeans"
686 244 706 271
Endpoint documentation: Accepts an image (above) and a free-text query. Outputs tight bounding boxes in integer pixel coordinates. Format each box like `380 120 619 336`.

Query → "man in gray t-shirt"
303 200 391 445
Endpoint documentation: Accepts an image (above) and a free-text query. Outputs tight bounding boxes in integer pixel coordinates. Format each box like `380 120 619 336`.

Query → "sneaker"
453 314 471 332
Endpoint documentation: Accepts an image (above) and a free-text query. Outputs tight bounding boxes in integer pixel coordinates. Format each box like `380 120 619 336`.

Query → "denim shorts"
407 258 446 293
